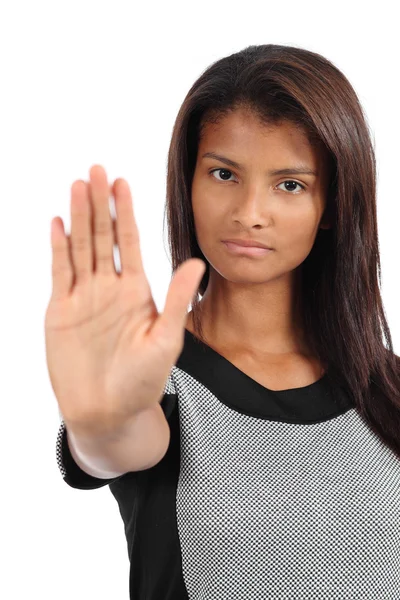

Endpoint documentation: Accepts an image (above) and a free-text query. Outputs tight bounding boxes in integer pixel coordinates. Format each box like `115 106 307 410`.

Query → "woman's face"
191 108 331 287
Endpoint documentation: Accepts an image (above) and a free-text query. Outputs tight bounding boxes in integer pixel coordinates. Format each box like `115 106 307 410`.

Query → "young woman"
47 44 400 599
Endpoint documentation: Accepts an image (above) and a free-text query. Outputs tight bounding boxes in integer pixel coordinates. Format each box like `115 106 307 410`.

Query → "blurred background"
0 0 398 598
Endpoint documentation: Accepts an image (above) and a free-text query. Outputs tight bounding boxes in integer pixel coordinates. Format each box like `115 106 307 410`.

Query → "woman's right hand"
44 164 205 437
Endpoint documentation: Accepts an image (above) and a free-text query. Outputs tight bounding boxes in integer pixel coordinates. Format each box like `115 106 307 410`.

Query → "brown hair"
163 43 400 460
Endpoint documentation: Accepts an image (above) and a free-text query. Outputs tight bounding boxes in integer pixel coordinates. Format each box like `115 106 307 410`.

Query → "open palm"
44 165 205 437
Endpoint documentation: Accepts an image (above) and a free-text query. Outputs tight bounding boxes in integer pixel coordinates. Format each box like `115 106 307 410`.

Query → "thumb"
155 259 206 344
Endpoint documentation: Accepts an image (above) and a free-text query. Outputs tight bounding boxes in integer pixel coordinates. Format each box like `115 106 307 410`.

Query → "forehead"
198 109 331 181
200 111 311 153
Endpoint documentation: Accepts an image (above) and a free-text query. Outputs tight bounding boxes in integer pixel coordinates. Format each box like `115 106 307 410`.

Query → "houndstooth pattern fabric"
168 366 400 599
56 421 67 479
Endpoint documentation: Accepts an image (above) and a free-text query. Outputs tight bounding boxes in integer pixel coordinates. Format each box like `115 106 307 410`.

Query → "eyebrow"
201 152 318 177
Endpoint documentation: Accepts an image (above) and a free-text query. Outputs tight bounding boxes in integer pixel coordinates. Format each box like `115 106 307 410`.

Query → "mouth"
222 241 274 256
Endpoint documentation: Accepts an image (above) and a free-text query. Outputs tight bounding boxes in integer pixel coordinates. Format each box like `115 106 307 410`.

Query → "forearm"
63 404 170 478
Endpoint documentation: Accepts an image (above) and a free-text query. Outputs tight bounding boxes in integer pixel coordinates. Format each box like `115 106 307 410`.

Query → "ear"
319 203 333 230
319 220 331 230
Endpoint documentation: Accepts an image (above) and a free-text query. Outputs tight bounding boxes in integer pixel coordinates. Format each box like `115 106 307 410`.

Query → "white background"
1 1 398 598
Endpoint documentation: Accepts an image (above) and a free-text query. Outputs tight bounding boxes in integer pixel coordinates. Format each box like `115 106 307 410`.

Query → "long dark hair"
163 43 400 461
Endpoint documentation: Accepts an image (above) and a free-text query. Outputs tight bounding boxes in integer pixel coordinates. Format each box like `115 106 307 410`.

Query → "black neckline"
173 328 355 424
183 327 327 394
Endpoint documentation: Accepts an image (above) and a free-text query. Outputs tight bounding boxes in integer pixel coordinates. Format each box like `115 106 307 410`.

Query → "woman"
48 44 400 599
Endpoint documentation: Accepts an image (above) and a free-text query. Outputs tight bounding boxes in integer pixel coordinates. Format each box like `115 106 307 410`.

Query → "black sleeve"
56 377 178 490
56 420 128 490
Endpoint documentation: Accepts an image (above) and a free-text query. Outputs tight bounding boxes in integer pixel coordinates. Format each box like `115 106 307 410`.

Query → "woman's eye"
209 169 305 193
276 180 305 193
209 168 236 182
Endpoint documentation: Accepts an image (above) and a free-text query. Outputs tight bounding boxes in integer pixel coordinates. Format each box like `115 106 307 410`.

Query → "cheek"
284 209 320 239
192 200 221 234
285 224 316 246
280 219 321 266
191 205 214 250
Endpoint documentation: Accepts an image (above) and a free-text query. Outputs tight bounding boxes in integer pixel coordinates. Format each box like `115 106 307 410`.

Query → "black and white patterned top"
56 327 400 599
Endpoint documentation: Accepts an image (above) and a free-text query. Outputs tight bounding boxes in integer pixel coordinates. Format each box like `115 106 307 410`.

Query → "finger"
88 165 115 276
50 216 74 300
112 177 145 276
153 259 206 346
70 180 93 284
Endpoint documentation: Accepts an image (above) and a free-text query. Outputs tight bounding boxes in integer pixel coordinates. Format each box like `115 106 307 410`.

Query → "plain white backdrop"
1 1 398 598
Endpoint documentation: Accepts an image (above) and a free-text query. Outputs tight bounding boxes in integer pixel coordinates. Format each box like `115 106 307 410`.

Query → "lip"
222 238 273 249
223 241 273 256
